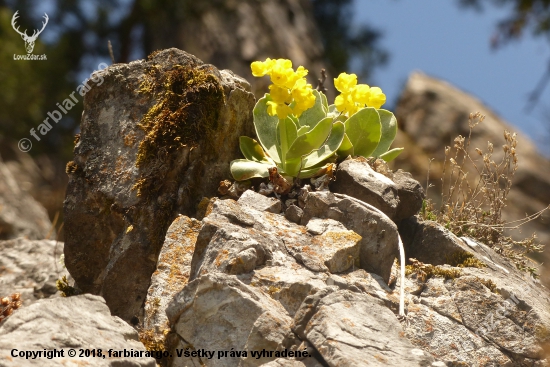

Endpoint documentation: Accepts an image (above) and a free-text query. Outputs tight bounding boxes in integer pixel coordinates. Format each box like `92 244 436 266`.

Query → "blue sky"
351 1 550 155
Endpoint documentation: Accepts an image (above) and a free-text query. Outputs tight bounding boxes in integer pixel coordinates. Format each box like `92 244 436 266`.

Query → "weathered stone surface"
326 269 400 311
399 217 468 265
392 169 425 221
292 288 435 366
284 205 303 224
399 217 522 278
63 48 255 321
141 215 201 354
301 191 399 283
238 189 282 213
405 302 512 366
0 238 68 305
166 273 295 367
0 294 156 367
239 265 327 317
399 217 472 267
190 199 294 279
331 158 399 219
292 218 361 273
190 199 364 280
0 156 52 240
400 231 550 365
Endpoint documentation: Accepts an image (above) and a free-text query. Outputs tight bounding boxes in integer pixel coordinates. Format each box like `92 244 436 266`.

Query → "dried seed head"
503 145 509 152
487 142 494 153
454 135 465 148
12 301 22 310
1 298 9 307
11 293 20 302
475 148 482 155
445 146 451 155
450 158 457 165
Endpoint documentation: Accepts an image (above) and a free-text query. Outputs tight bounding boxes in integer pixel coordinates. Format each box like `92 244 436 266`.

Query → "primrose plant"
230 58 403 182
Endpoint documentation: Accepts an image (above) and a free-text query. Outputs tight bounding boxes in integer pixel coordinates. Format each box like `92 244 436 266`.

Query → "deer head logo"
11 11 49 54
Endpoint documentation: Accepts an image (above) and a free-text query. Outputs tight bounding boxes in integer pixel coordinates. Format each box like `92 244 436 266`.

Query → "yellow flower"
269 59 294 87
291 78 315 116
352 84 371 105
251 58 275 77
267 101 293 119
367 87 386 109
335 93 358 115
334 72 357 93
251 58 317 119
269 84 292 105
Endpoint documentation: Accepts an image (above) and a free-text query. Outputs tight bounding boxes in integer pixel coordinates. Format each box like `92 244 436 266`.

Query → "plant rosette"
230 58 404 182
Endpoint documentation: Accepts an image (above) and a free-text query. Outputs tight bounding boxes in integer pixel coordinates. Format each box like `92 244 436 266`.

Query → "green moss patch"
133 63 225 197
446 250 486 268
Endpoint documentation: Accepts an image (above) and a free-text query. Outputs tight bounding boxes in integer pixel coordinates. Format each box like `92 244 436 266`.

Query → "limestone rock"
399 218 473 267
238 189 282 214
326 269 399 311
331 158 399 219
400 226 550 365
189 199 294 279
63 48 255 321
141 215 201 355
292 288 435 366
392 169 425 221
238 265 327 317
190 199 364 280
405 302 513 366
0 238 68 305
0 155 52 240
294 218 361 273
0 294 156 367
284 205 303 224
301 191 399 283
166 273 295 367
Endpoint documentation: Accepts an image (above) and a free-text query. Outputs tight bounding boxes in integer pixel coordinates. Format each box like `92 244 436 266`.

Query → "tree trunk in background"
144 0 327 95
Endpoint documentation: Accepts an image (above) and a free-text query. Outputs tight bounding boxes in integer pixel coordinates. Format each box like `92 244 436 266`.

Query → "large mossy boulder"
63 48 255 322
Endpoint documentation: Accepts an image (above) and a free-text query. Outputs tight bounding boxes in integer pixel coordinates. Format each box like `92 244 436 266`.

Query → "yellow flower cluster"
251 58 316 119
334 72 386 115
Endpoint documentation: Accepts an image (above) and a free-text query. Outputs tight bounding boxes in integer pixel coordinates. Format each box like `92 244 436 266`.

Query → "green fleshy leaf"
297 90 326 129
302 121 345 168
286 117 332 160
327 104 346 122
297 126 309 136
336 133 354 158
298 162 334 179
371 109 398 158
277 117 298 159
253 95 281 163
320 92 328 113
345 107 381 158
379 147 404 162
239 136 272 162
230 159 273 180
